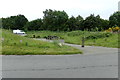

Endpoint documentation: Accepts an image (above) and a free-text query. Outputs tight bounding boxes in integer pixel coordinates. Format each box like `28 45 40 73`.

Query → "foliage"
105 26 120 32
65 15 83 31
109 11 120 27
85 32 112 39
24 19 43 31
2 10 120 32
83 14 109 31
2 14 28 30
43 9 69 31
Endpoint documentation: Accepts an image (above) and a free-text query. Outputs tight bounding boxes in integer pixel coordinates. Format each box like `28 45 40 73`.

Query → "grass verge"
1 29 82 55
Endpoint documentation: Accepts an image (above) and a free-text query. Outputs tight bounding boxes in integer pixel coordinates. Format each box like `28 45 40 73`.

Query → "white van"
13 29 26 36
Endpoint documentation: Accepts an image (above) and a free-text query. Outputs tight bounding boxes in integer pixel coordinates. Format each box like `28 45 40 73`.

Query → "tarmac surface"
1 39 118 78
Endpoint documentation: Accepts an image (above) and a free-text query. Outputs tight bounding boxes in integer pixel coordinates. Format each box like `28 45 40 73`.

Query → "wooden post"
81 37 84 47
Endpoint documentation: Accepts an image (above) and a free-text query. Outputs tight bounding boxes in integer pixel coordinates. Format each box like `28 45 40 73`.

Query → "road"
1 39 118 78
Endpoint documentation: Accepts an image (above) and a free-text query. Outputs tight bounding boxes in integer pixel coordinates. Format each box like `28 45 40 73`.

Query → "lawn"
26 30 119 48
1 29 82 55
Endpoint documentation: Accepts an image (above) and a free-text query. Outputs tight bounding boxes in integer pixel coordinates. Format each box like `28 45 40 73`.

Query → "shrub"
85 32 112 40
105 26 120 32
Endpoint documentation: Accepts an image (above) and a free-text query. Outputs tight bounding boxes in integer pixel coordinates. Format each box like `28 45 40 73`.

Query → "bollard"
81 37 85 47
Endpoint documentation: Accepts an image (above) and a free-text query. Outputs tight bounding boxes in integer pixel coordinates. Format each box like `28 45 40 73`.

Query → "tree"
83 14 106 31
65 16 77 31
43 9 68 31
100 19 109 30
109 11 120 27
2 14 28 30
76 15 84 30
24 19 43 31
65 15 83 31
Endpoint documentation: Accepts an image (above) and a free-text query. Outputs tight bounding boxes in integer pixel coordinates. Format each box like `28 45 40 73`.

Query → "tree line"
2 9 120 31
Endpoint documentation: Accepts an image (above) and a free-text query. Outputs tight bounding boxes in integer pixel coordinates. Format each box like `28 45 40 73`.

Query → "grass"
1 29 82 55
85 33 118 48
26 30 119 48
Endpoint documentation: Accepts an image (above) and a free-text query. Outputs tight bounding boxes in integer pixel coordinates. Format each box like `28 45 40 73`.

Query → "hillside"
1 29 82 55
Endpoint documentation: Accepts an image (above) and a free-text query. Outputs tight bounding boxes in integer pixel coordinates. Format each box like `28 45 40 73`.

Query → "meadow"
1 29 82 55
26 30 119 48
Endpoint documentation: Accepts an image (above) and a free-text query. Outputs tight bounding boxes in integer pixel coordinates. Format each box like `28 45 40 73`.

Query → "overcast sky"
0 0 120 21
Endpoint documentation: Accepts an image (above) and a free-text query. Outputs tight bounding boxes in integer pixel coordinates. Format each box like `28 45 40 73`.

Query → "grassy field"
26 30 119 48
1 29 82 55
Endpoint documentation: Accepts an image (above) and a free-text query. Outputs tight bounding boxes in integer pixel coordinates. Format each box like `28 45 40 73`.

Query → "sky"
0 0 120 21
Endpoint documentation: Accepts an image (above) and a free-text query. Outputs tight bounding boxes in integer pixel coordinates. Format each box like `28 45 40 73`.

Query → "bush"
105 26 120 32
85 32 112 40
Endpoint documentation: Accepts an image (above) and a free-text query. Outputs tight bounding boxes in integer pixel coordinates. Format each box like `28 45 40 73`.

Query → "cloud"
0 0 119 20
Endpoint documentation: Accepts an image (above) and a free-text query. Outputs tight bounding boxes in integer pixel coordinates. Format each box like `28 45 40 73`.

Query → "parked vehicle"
13 29 26 36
